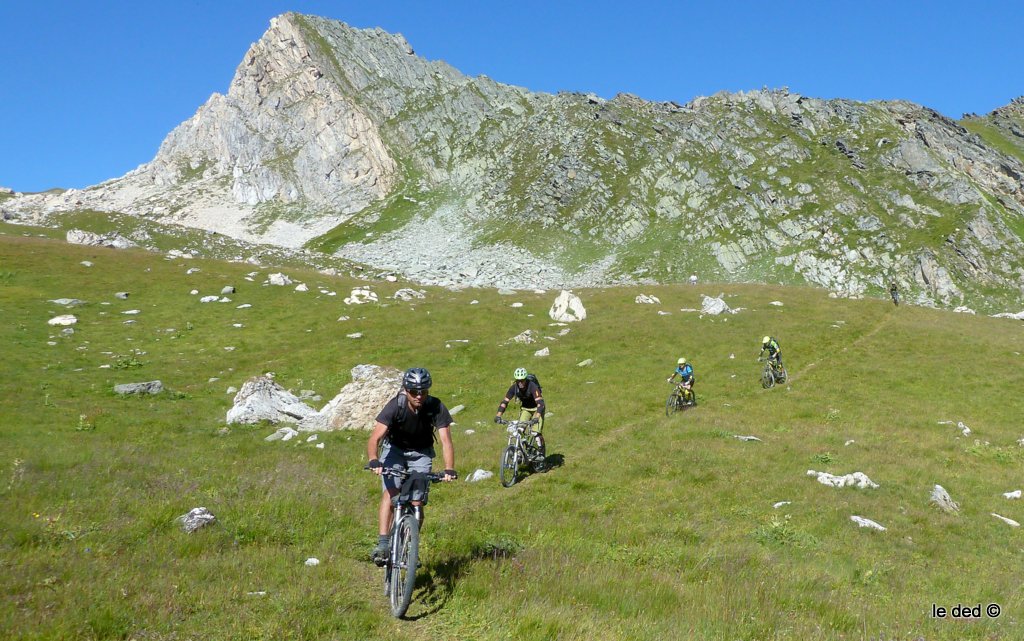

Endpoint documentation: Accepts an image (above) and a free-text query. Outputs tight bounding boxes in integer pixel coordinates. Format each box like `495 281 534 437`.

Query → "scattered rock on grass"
177 507 216 533
265 427 299 442
466 469 494 482
991 513 1020 527
114 381 164 395
930 485 960 513
850 515 886 531
807 470 879 489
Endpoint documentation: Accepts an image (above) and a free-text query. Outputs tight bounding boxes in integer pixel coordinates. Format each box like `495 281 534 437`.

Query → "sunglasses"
405 388 428 397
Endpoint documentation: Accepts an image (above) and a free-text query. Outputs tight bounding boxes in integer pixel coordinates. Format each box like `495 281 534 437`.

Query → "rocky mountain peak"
4 14 1024 311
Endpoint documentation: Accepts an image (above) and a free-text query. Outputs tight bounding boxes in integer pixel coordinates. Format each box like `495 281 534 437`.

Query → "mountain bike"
497 418 545 487
665 380 697 416
759 357 788 389
367 466 450 618
890 288 900 306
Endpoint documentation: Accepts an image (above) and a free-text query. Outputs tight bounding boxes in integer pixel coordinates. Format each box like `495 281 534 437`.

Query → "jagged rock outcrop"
307 364 403 431
5 13 1024 310
226 375 319 424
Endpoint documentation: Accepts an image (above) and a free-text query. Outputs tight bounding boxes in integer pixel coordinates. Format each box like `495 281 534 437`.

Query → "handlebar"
497 413 540 430
364 465 452 482
496 417 539 427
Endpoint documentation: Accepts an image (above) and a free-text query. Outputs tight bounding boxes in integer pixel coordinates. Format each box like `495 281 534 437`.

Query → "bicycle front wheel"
666 392 680 416
500 445 519 487
389 515 419 618
761 367 775 389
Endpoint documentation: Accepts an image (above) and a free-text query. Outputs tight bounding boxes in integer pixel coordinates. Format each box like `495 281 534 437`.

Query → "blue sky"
2 0 1021 192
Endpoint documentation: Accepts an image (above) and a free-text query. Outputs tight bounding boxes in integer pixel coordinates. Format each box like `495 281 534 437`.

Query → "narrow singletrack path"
787 306 896 384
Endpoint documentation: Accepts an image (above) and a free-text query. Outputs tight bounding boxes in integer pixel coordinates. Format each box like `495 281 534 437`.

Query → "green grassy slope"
2 225 1023 640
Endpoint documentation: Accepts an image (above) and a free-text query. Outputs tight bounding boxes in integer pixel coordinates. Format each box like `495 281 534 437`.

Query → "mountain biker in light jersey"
494 367 546 452
366 367 456 564
760 336 783 368
667 357 695 401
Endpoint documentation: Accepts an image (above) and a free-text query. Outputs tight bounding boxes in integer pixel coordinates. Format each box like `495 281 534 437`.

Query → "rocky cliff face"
5 13 1024 309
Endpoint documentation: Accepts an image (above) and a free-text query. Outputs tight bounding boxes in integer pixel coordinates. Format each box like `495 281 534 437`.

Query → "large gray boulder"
308 364 403 431
226 375 319 424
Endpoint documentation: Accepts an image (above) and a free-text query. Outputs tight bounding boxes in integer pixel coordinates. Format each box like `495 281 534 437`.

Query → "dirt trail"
788 307 896 383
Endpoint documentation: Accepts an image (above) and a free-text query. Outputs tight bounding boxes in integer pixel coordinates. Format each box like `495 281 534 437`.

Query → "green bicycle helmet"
762 336 771 345
513 367 528 380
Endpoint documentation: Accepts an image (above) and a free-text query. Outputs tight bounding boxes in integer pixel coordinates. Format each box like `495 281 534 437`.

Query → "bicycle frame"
503 419 541 458
374 467 445 618
498 418 543 486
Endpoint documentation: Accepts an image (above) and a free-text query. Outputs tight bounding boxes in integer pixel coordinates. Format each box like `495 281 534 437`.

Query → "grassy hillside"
2 224 1023 640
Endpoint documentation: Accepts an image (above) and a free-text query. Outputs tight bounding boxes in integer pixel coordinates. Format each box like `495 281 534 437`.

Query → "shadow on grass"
405 536 529 620
539 452 565 472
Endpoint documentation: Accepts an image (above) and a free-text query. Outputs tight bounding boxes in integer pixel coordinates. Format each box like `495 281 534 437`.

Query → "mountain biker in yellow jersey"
667 356 695 400
760 336 783 368
366 367 456 564
494 367 546 452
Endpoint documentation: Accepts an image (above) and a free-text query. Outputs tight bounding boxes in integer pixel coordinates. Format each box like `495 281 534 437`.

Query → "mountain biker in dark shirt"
366 367 455 564
494 367 546 451
760 336 783 368
889 281 899 306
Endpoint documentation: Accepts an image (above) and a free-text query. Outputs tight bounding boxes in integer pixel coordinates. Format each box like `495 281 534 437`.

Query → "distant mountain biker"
760 336 783 369
667 357 695 402
494 367 546 453
889 281 900 306
366 367 456 564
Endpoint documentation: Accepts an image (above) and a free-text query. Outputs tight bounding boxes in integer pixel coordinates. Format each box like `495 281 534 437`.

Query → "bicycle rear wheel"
777 365 788 383
389 515 419 618
500 445 520 487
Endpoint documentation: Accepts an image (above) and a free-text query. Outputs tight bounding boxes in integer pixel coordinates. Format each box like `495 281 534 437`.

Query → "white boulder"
701 295 733 315
850 516 886 531
806 470 879 489
549 290 586 322
344 288 378 305
227 376 319 425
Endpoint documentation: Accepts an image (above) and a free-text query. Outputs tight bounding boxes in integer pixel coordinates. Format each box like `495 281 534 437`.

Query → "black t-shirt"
505 381 542 410
375 393 453 450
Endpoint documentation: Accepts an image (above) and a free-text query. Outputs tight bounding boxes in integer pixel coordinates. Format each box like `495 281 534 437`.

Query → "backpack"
525 373 542 393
